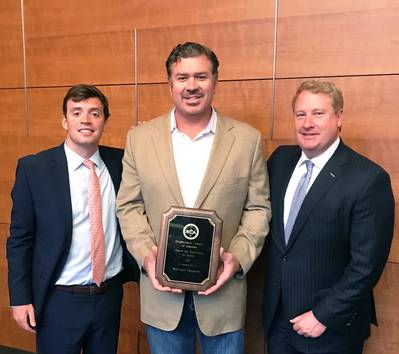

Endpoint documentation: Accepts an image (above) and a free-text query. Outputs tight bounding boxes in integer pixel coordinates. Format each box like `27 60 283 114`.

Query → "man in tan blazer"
117 42 271 354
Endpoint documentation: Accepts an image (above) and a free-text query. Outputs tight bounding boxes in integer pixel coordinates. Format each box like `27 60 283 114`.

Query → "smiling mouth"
78 128 95 133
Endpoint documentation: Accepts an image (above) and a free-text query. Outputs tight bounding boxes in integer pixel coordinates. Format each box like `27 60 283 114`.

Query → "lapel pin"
330 172 335 178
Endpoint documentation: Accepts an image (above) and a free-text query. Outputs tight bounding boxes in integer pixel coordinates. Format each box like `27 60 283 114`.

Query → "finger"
290 316 300 323
27 307 36 328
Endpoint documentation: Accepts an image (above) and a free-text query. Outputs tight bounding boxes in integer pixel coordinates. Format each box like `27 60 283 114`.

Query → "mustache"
182 89 203 98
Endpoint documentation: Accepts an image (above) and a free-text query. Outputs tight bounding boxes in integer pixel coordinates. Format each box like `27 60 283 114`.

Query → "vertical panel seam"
20 0 29 136
270 0 279 140
134 28 138 126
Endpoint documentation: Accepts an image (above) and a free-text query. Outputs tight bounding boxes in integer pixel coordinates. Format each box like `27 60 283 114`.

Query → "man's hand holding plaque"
155 206 223 292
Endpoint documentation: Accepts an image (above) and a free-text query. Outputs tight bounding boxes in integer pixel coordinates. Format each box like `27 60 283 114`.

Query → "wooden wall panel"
24 0 273 37
0 1 24 88
276 7 399 78
365 262 399 353
118 283 141 354
279 0 399 17
138 80 272 137
137 19 274 83
26 30 135 87
0 89 25 136
0 224 36 352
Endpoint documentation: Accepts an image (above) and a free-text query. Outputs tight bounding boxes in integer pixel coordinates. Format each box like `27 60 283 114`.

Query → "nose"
80 111 92 123
186 77 199 91
302 114 315 128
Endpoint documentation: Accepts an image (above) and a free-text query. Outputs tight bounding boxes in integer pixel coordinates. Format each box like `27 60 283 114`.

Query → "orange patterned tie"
84 159 105 286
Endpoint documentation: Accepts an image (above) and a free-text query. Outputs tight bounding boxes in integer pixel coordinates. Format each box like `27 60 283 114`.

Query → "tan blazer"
117 113 271 335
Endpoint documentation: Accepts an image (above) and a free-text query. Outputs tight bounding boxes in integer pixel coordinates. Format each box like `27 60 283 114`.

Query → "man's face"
62 97 107 155
169 55 217 121
294 91 342 158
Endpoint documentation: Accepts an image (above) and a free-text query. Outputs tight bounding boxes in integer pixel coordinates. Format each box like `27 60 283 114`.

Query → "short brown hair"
62 84 110 119
292 80 344 114
165 42 219 79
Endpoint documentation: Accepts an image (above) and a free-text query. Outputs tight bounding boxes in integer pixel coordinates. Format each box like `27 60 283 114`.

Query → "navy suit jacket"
7 143 139 323
263 141 394 353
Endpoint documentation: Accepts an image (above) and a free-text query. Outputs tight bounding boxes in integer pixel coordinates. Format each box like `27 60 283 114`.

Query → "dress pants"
36 276 123 354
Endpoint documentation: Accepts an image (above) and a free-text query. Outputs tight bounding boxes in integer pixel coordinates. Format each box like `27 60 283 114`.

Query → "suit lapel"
100 147 120 192
53 144 73 239
285 142 349 251
194 116 235 208
151 114 185 206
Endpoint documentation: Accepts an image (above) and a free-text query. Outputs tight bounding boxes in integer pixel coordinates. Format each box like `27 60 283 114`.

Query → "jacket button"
282 257 287 262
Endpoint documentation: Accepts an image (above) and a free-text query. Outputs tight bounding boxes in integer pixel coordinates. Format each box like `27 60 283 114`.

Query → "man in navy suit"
7 84 139 354
263 80 394 354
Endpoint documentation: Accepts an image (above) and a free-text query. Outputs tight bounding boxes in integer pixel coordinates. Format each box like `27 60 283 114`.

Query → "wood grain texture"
365 262 399 353
26 30 135 87
0 1 24 88
279 0 399 17
0 89 26 136
137 19 274 83
276 7 399 77
24 0 273 37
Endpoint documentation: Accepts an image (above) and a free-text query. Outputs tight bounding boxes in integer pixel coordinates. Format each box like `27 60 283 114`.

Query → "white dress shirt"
171 109 217 208
56 142 123 285
283 137 340 226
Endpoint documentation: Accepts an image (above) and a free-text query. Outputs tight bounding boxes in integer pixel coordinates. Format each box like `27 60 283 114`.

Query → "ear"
61 114 68 131
103 117 109 130
336 110 343 128
168 79 173 95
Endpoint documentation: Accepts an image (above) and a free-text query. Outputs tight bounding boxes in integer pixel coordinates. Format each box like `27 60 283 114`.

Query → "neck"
175 109 212 140
65 139 97 160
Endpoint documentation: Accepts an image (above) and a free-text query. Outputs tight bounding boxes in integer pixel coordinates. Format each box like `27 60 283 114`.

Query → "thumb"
28 307 36 327
290 316 300 323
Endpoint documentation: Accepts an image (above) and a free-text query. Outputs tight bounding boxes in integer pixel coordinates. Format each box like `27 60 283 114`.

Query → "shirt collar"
170 108 217 137
64 142 102 171
298 137 340 170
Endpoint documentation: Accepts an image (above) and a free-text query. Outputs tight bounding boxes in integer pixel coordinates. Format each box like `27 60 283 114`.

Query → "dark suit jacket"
7 143 139 324
263 141 394 353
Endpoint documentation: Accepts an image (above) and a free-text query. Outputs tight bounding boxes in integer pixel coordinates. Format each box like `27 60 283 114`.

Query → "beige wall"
0 1 398 353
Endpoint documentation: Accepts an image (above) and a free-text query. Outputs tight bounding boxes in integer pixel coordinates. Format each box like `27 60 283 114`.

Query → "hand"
12 304 36 333
143 245 182 294
290 310 326 338
198 247 241 296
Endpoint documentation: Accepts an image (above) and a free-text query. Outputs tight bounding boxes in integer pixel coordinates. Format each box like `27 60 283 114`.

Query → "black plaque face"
156 206 222 291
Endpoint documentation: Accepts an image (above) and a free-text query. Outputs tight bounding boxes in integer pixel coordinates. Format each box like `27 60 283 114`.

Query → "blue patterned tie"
284 160 314 244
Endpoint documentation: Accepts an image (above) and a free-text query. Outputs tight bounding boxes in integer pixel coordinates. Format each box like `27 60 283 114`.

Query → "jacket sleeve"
313 169 395 330
7 158 35 306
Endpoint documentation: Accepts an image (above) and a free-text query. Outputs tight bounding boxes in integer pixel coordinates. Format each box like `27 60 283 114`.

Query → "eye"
196 75 207 81
176 76 187 82
90 110 101 118
295 112 306 119
71 111 81 117
314 111 324 117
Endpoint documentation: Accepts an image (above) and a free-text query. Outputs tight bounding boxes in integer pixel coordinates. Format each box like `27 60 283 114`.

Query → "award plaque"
156 206 222 291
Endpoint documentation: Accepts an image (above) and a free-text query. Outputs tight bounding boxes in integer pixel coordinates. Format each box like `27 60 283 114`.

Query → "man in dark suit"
7 84 139 354
263 80 394 354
